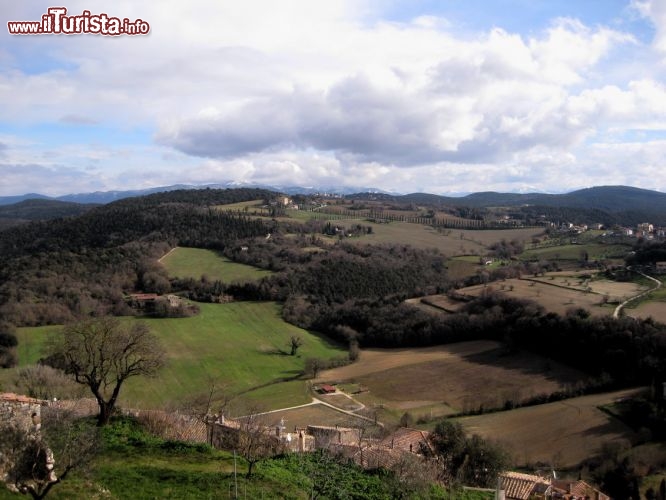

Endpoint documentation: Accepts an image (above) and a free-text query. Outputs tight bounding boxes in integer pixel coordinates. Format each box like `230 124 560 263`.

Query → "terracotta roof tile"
499 471 551 500
0 392 46 405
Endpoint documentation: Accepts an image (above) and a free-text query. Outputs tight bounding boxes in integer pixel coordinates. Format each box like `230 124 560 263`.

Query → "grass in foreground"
1 417 478 500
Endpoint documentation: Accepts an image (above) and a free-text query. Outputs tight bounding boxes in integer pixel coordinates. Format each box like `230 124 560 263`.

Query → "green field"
521 243 631 261
214 199 267 212
160 247 273 283
9 302 346 413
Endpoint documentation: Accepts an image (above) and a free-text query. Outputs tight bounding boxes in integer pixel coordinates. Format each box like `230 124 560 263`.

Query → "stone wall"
0 393 49 488
0 393 46 432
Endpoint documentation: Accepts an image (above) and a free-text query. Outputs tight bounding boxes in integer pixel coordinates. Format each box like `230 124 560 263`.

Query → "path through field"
158 246 177 263
614 269 662 318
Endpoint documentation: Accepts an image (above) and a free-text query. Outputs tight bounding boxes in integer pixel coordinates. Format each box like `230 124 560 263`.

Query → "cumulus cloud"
1 1 666 195
632 0 666 52
59 114 99 125
155 18 635 169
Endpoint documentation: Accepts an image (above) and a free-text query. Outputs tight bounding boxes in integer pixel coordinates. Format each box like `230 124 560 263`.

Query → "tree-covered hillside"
0 189 272 325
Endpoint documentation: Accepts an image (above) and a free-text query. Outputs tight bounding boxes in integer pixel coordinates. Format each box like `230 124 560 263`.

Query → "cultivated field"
160 247 273 283
12 302 346 412
626 279 666 322
458 388 643 468
628 301 666 323
410 294 466 313
317 221 542 256
215 199 268 212
446 258 483 281
456 279 615 316
521 243 631 262
526 272 646 302
317 341 591 417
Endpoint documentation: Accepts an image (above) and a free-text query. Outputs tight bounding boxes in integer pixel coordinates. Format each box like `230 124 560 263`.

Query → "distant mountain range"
1 184 665 226
0 182 392 206
385 185 666 214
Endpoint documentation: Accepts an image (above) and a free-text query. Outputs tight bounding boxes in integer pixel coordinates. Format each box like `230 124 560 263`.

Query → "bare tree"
215 409 284 478
0 409 100 499
304 358 323 379
44 317 165 426
182 376 233 422
12 365 85 401
289 335 303 356
238 411 284 478
387 452 439 499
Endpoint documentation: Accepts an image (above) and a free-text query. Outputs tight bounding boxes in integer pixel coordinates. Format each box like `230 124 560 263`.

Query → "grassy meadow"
9 302 346 413
314 220 542 256
160 247 273 283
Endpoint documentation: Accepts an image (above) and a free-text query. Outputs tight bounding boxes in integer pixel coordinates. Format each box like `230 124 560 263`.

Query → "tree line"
283 290 666 391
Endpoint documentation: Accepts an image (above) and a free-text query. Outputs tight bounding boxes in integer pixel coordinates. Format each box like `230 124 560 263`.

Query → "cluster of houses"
498 471 609 500
205 410 610 499
1 391 612 499
550 220 666 240
609 222 666 239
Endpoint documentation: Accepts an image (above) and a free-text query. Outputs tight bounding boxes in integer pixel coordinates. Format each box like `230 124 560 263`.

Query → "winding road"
613 267 662 319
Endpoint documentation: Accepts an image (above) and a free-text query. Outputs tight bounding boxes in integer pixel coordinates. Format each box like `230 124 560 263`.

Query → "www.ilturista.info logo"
7 7 150 36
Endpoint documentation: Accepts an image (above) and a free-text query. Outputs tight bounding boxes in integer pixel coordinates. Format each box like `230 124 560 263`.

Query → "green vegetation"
161 247 273 283
12 302 346 411
0 417 471 500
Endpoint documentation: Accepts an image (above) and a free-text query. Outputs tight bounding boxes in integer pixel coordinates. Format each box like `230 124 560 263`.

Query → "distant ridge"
351 186 666 214
0 182 391 206
0 198 97 230
1 184 665 217
0 193 51 205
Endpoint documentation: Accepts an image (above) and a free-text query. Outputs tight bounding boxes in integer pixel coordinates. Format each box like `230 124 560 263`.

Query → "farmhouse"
206 414 435 472
499 471 552 499
307 424 362 448
127 293 159 309
317 384 337 394
323 427 433 471
497 471 610 500
379 427 432 455
552 479 610 500
207 415 316 453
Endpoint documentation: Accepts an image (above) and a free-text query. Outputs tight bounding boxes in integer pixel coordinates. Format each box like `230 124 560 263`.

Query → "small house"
317 384 337 394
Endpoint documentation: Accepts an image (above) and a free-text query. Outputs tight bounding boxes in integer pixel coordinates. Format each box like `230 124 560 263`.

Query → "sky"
1 0 666 197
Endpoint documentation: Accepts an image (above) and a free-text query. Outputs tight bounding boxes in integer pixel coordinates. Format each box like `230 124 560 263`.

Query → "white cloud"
1 1 665 195
632 0 666 52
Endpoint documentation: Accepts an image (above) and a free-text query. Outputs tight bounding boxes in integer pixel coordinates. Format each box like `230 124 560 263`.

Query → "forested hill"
0 199 97 230
0 188 273 258
379 186 666 212
350 186 666 226
0 188 272 325
0 198 95 219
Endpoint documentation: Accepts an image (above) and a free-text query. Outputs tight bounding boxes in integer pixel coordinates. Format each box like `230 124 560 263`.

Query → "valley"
1 187 666 498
